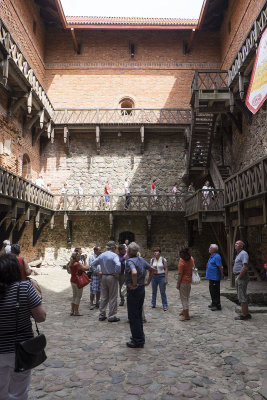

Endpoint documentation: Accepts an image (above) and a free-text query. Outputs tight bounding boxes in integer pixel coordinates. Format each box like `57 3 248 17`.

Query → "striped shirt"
0 281 41 354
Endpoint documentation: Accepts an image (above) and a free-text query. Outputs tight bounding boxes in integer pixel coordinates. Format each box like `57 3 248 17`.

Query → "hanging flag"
245 27 267 114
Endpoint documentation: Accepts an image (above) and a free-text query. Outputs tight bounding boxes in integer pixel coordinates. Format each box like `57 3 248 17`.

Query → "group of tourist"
0 237 251 399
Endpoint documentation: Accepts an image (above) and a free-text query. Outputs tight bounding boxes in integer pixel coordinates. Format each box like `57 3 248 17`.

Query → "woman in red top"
176 246 194 321
11 244 31 280
70 252 88 316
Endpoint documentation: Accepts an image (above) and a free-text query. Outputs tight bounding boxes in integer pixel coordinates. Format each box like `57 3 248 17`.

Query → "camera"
80 254 87 261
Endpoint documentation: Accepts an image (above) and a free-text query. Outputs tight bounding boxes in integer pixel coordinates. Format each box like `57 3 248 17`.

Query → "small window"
119 98 134 116
33 19 37 35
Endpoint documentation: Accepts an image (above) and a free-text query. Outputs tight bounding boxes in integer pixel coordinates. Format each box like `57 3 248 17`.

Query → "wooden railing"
224 156 267 206
0 18 53 117
228 3 267 86
0 167 54 209
53 108 191 125
191 70 228 94
54 194 186 212
185 189 224 216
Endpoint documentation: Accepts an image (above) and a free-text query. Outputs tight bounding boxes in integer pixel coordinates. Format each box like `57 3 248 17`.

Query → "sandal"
163 307 168 311
70 311 74 316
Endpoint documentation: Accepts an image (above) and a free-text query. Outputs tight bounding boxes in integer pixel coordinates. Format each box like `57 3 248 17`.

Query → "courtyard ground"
28 269 267 400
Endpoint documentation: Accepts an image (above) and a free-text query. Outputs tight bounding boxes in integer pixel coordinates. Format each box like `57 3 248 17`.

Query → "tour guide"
125 242 154 348
91 241 121 322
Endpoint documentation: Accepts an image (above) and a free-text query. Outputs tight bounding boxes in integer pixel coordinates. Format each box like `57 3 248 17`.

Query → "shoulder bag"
192 265 201 285
76 271 90 289
14 283 47 372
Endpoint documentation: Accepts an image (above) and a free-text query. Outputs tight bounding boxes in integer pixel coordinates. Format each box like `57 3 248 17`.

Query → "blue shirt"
233 250 249 274
91 250 121 274
206 253 222 281
125 257 151 286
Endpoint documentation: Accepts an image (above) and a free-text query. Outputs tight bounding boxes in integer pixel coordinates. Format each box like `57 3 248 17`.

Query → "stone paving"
28 269 267 400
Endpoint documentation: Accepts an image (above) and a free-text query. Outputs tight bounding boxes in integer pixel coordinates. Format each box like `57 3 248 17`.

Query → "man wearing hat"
91 241 121 322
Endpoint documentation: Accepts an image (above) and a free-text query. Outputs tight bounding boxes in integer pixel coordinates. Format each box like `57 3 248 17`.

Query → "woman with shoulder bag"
176 246 194 321
0 253 46 400
69 252 89 316
150 247 168 311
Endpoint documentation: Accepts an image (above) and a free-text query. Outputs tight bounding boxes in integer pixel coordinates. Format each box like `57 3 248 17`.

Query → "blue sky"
60 0 204 19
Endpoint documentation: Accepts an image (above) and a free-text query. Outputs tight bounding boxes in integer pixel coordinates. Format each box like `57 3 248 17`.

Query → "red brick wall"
1 0 46 86
220 0 266 69
45 29 221 109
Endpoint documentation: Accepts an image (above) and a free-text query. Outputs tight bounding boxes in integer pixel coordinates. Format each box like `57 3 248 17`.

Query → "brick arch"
22 153 31 178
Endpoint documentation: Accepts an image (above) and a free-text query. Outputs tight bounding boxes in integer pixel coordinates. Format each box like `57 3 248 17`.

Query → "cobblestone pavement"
29 269 267 400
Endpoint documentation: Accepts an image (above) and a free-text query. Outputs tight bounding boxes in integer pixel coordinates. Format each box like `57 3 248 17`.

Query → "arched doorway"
22 154 31 178
118 231 135 244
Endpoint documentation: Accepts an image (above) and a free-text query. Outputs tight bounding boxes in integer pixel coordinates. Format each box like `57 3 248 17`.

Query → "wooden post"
27 90 32 114
96 125 100 154
109 213 114 240
146 214 151 248
140 125 144 154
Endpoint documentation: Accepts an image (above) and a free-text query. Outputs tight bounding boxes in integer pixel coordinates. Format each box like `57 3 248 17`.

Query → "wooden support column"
51 127 55 144
24 205 31 225
27 89 32 114
23 114 40 137
64 126 70 153
146 214 151 248
64 212 68 229
35 209 40 229
109 213 114 240
96 125 100 154
238 72 245 101
67 219 72 248
71 28 80 54
2 55 10 86
140 125 144 154
50 213 55 229
33 219 48 247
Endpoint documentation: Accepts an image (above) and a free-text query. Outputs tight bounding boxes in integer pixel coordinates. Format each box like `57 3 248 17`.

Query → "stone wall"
224 108 267 173
15 214 187 269
41 131 187 195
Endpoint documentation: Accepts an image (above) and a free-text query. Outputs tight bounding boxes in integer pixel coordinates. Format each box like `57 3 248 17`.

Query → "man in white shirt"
35 175 44 188
124 178 131 210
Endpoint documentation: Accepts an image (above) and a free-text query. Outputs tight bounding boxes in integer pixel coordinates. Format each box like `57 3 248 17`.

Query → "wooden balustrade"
53 108 191 125
224 156 267 206
0 18 53 118
185 189 224 216
0 167 54 209
53 194 186 212
191 70 228 95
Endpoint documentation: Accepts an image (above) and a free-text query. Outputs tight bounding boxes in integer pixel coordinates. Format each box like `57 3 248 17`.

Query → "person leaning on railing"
57 183 68 210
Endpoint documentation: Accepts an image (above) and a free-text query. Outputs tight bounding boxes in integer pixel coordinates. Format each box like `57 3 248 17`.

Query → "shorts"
235 276 249 303
90 274 101 294
105 196 110 202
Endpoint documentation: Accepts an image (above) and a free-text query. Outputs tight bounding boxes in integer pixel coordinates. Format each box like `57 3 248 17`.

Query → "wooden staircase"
188 113 214 172
218 165 230 181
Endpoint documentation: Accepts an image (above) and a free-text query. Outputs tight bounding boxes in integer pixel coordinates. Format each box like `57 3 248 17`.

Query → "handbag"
14 284 47 372
192 266 201 284
76 272 90 289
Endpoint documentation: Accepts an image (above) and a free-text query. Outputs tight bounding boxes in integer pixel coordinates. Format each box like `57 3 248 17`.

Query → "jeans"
209 280 221 307
127 286 145 344
151 273 168 307
0 352 31 400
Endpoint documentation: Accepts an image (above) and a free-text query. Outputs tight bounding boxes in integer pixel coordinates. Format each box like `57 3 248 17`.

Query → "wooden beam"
109 213 114 240
70 29 80 54
32 127 46 146
23 114 39 137
146 214 151 248
8 96 26 119
67 219 72 248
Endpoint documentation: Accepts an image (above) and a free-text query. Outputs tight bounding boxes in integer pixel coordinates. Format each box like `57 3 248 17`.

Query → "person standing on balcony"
151 179 158 204
233 240 251 320
124 177 131 210
202 180 212 211
206 244 223 311
35 174 44 188
104 180 111 209
57 183 68 210
2 240 11 254
188 182 195 193
150 247 168 311
75 182 84 210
